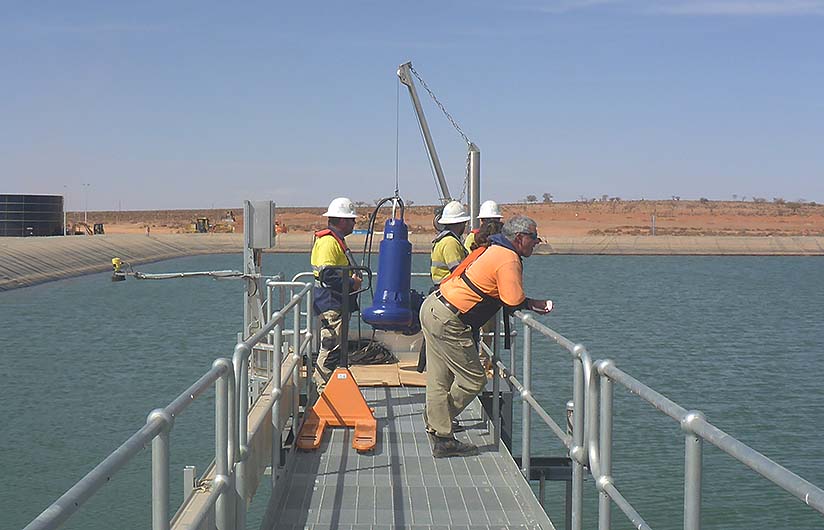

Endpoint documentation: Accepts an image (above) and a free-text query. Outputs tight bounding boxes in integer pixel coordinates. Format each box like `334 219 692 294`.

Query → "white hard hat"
478 200 503 219
322 197 357 218
438 200 471 225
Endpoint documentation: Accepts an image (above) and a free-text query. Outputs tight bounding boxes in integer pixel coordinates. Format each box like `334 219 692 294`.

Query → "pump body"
361 218 414 331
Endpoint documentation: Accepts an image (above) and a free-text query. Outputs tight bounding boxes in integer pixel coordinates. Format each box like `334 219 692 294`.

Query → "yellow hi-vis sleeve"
431 236 468 285
311 235 348 278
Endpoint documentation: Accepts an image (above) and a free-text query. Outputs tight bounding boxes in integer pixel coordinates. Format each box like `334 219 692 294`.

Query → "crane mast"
397 62 452 205
397 61 481 228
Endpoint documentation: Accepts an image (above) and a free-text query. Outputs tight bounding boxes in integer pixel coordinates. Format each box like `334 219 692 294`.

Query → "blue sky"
1 1 822 210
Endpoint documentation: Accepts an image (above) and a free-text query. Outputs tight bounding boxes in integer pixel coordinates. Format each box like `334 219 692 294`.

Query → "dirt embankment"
72 200 824 238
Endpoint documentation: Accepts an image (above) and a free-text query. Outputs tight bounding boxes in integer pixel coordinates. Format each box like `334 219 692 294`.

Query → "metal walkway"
267 386 555 529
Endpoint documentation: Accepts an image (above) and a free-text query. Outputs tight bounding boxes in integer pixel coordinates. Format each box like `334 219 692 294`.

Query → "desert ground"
70 199 824 238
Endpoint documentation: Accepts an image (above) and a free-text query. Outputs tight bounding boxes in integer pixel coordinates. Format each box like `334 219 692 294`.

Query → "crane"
397 61 481 229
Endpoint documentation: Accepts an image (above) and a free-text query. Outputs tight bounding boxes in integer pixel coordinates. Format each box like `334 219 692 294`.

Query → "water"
2 253 823 529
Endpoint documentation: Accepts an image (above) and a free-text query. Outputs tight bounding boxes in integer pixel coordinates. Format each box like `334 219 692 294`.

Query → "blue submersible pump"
361 198 418 331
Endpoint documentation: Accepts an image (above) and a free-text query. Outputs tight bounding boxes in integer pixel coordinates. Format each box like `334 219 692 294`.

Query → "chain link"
409 65 473 203
410 65 472 146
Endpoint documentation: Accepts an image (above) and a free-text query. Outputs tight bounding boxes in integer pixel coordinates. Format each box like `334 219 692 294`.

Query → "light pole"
82 183 90 225
63 185 68 236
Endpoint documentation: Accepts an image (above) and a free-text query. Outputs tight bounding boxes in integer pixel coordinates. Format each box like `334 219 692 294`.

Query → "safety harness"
439 243 525 349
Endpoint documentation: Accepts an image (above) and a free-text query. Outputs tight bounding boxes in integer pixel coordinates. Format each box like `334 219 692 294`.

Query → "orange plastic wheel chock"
297 367 377 452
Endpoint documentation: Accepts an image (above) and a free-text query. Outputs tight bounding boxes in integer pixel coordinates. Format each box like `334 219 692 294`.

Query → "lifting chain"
409 64 473 203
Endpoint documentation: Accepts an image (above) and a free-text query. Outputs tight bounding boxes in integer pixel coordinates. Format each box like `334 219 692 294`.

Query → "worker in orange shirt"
420 215 552 458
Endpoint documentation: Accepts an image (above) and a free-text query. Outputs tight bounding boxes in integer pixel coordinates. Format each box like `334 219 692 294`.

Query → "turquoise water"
2 253 823 529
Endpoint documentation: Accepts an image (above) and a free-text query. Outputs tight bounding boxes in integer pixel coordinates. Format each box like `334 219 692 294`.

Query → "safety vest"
463 229 480 252
439 242 526 346
430 231 468 285
311 228 358 313
312 229 356 278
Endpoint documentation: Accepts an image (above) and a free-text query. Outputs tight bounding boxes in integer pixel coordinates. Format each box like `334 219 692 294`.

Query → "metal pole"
62 190 67 236
599 375 614 530
215 365 231 530
149 410 171 530
243 201 252 337
521 321 532 481
571 356 585 530
397 62 451 202
306 289 315 398
83 183 89 225
491 314 501 448
271 321 283 489
292 299 301 434
565 400 574 530
469 143 481 230
233 341 249 530
340 267 350 369
684 412 704 530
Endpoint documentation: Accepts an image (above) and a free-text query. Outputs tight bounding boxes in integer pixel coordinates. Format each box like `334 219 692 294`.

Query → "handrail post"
565 400 574 530
683 411 704 530
232 341 250 530
271 321 283 489
571 344 587 530
491 314 501 448
214 360 232 530
148 409 173 530
292 297 301 433
599 370 614 530
521 319 532 481
306 289 315 399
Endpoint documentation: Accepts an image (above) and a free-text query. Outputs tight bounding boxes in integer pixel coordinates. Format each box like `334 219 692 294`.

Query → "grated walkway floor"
268 386 555 530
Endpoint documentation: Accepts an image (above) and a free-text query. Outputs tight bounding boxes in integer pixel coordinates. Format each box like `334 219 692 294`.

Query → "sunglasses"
519 232 543 243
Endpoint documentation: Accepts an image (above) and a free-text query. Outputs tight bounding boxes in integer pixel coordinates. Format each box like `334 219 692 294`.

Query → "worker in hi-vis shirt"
310 197 361 391
430 200 470 288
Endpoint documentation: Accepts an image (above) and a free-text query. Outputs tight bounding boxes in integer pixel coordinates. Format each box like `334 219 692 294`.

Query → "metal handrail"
586 359 824 530
24 358 235 530
511 311 824 530
231 281 312 529
505 312 591 530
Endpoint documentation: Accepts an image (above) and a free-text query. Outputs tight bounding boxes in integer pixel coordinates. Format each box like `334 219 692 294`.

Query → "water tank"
0 194 64 237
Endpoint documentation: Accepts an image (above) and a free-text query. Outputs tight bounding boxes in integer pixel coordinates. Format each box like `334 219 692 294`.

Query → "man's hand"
351 274 363 291
528 299 553 314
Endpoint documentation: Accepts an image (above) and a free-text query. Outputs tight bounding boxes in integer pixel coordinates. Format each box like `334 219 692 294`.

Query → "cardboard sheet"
349 360 426 387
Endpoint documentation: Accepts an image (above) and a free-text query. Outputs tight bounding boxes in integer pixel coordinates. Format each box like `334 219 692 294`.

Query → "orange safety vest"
439 243 525 348
314 228 349 252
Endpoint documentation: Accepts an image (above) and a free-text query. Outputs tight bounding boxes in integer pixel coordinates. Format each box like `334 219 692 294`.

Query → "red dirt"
71 200 824 238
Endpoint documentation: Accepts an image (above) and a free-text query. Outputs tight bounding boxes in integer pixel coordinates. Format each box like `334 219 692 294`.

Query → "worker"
464 200 504 252
310 197 362 390
417 200 471 374
430 200 470 288
420 215 552 457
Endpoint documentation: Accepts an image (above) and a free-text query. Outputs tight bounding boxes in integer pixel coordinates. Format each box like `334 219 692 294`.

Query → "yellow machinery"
111 257 126 282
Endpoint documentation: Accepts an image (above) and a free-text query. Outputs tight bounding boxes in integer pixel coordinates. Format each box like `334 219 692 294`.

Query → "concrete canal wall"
2 233 823 292
0 234 242 291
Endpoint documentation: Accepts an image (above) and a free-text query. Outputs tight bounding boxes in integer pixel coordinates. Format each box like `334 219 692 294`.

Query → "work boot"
432 436 479 458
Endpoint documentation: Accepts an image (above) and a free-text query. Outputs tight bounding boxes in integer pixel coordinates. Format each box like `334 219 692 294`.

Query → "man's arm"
497 260 552 314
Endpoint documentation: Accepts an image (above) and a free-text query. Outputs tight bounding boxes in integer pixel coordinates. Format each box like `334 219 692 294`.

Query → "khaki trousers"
315 309 343 388
420 293 486 438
